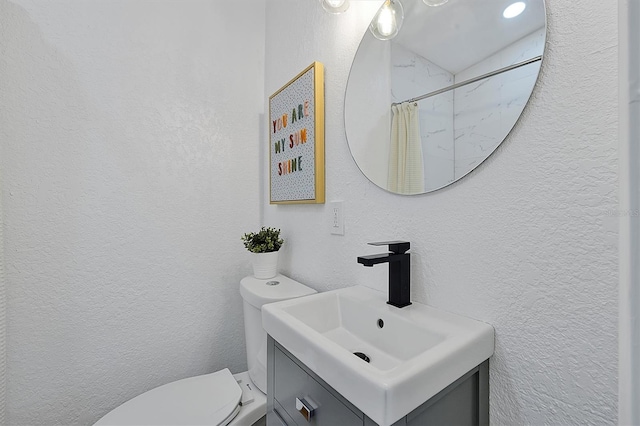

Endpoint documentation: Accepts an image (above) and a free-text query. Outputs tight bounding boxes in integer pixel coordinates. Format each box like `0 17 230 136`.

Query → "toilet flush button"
266 281 280 286
239 381 255 406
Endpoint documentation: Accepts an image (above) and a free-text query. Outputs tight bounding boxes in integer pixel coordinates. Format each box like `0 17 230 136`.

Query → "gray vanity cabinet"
266 336 489 426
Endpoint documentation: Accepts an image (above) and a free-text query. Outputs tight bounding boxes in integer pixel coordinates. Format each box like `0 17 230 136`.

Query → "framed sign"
269 62 325 204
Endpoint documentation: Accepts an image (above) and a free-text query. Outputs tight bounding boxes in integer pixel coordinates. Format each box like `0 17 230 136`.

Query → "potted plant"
241 226 284 279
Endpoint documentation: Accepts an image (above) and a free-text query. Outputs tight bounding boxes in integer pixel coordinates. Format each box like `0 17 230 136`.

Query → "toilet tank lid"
240 274 317 309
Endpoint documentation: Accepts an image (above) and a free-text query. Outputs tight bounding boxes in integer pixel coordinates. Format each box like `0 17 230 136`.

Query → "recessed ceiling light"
503 2 526 19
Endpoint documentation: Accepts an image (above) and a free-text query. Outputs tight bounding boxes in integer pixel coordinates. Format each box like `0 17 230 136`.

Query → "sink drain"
353 352 370 363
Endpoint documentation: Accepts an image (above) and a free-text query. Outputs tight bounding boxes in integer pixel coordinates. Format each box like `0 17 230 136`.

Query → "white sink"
262 286 494 426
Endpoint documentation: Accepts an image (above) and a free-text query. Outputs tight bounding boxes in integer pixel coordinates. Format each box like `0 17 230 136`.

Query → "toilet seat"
94 274 312 426
95 369 243 426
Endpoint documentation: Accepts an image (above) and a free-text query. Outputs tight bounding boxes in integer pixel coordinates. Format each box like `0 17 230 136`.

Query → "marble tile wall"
390 28 544 191
453 28 545 178
391 43 455 191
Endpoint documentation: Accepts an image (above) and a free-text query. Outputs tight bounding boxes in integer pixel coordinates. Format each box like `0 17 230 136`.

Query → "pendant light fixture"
370 0 404 41
319 0 350 14
423 0 449 6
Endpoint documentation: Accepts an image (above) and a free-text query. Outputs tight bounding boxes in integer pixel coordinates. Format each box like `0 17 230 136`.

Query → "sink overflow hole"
377 319 384 328
353 352 370 363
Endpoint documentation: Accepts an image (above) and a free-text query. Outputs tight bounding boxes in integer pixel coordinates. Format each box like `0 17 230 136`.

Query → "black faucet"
357 241 411 308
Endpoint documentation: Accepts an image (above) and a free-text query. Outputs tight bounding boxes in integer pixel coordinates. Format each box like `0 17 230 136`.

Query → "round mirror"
345 0 546 194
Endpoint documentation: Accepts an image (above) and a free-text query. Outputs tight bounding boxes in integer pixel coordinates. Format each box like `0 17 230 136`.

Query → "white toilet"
95 274 316 426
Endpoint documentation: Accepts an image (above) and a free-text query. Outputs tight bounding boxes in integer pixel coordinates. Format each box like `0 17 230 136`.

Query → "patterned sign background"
270 66 316 202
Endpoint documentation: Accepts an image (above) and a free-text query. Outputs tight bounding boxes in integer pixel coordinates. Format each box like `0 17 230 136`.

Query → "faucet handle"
368 241 410 254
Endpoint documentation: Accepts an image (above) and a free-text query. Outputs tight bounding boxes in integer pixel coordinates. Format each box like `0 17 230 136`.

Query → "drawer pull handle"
295 397 316 421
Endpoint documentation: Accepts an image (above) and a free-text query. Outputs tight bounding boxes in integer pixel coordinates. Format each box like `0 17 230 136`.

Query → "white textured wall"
265 1 618 424
0 1 264 424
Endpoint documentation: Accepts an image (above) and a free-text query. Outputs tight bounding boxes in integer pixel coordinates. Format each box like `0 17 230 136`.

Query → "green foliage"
241 227 284 253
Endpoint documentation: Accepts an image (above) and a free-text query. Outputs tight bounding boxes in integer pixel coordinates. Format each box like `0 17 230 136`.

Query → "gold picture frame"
269 62 325 204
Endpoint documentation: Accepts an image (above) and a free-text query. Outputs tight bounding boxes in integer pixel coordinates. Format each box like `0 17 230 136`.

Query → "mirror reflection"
345 0 546 194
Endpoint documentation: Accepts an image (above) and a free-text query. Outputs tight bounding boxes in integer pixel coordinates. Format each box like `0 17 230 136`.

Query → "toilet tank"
239 274 316 393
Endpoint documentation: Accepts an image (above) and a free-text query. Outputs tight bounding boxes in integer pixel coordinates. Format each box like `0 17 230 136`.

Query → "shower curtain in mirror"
388 102 425 194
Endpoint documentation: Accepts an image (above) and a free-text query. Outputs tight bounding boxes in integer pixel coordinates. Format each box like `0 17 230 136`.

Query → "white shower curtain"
388 102 425 194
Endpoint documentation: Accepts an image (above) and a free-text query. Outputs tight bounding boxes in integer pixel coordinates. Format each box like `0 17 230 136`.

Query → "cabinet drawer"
274 347 362 425
268 400 296 426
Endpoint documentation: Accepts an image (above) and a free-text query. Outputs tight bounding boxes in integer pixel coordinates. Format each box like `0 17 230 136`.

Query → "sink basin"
262 285 494 426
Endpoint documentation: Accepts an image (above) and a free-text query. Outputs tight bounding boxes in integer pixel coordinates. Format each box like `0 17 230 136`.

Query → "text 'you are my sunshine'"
272 100 311 176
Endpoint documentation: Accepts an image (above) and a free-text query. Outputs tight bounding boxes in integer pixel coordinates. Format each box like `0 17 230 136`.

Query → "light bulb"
370 0 404 41
320 0 350 14
423 0 449 6
503 2 526 18
377 4 395 37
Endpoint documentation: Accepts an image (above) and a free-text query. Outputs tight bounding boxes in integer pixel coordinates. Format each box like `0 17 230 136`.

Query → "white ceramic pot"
252 251 279 279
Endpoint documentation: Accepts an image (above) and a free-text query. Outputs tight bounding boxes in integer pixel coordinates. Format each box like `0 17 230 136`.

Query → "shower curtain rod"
392 55 542 106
